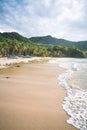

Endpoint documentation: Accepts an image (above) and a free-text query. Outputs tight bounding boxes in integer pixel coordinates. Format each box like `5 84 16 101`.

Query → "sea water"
49 58 87 130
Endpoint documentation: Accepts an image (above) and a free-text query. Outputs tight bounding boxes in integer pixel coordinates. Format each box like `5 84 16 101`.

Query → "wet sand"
0 62 77 130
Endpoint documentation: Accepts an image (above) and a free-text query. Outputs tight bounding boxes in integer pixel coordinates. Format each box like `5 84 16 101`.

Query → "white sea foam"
49 58 87 130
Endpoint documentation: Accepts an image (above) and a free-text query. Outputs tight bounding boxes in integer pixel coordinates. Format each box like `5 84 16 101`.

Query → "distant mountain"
29 35 87 51
0 32 87 51
29 35 74 46
0 32 29 42
75 41 87 51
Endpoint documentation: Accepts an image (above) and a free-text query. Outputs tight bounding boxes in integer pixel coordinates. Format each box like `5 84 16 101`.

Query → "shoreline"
0 59 77 130
58 58 87 130
0 57 51 69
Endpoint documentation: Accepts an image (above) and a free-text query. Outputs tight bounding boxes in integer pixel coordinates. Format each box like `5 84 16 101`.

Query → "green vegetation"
29 35 74 46
0 32 87 58
30 35 87 51
0 32 29 42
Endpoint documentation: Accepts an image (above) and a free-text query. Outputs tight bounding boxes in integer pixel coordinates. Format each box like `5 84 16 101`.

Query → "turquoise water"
49 58 87 130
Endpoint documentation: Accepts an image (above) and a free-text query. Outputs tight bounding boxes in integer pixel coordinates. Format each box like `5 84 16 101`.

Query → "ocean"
49 58 87 130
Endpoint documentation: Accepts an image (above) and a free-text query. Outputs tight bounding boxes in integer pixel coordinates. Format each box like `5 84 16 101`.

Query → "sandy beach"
0 60 77 130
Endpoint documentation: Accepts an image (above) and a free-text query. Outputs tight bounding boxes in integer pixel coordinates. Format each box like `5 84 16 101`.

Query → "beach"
0 59 77 130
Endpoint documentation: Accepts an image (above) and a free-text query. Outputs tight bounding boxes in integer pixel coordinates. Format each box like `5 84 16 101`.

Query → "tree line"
0 39 87 58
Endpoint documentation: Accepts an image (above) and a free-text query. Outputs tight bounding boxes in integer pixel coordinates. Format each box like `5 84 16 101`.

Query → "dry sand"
0 62 77 130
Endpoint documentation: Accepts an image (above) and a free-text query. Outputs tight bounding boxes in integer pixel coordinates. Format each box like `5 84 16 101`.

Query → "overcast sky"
0 0 87 41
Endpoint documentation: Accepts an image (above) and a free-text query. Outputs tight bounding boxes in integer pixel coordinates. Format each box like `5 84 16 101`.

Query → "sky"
0 0 87 41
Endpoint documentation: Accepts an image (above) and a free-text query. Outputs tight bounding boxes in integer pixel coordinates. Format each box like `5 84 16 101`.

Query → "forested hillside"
30 35 87 51
0 32 87 58
0 32 29 42
75 41 87 51
29 35 74 46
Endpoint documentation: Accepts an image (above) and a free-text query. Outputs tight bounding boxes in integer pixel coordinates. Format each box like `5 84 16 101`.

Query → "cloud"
0 0 87 41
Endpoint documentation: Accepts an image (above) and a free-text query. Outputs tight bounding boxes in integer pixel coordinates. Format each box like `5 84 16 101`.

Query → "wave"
49 58 87 130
